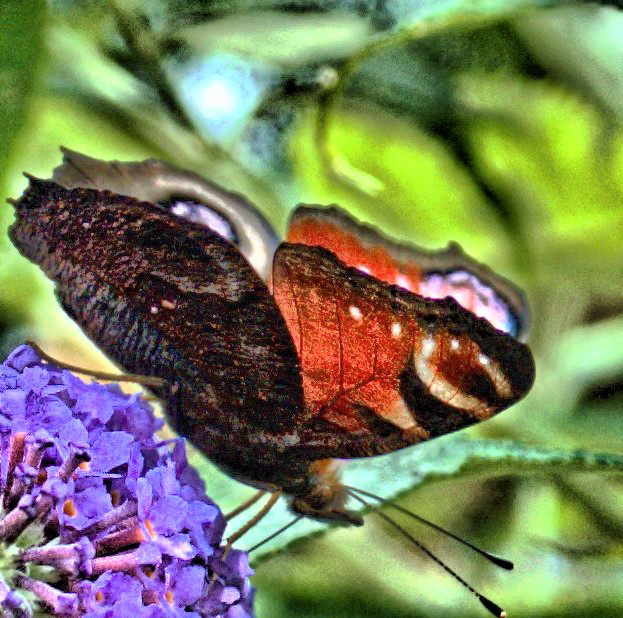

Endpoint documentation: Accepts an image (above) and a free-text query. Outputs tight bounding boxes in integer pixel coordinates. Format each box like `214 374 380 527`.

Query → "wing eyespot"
159 197 239 245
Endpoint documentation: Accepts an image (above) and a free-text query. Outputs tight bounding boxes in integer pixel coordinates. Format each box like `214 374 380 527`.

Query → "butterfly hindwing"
287 205 529 339
10 179 305 452
52 148 279 281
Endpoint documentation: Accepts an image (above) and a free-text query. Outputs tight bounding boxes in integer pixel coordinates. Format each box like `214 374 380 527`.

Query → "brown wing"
272 243 535 459
52 148 279 281
287 205 530 339
9 178 305 466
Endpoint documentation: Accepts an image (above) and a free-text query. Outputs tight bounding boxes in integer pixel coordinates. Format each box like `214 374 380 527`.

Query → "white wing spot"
349 306 363 321
391 322 402 338
395 274 411 290
150 305 159 314
477 353 513 399
451 338 460 350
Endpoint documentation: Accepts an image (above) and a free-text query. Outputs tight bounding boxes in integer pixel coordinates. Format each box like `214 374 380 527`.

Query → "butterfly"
8 149 535 616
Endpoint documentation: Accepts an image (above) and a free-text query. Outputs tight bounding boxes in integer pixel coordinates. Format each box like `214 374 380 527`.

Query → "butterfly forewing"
273 242 535 460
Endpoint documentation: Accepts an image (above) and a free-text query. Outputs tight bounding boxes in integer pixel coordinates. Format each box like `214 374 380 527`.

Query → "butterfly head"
289 459 364 526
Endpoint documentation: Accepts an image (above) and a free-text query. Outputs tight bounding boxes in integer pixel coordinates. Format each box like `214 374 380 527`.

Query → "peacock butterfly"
7 149 535 616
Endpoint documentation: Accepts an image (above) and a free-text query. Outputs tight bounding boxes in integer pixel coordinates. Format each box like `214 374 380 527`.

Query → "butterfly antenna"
345 485 513 570
347 490 506 618
247 516 303 554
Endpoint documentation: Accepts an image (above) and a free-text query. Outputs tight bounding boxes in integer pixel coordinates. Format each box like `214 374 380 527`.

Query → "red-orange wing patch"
274 250 417 436
287 206 529 339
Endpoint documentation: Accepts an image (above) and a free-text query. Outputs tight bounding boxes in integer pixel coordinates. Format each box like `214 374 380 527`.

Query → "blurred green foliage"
1 1 623 617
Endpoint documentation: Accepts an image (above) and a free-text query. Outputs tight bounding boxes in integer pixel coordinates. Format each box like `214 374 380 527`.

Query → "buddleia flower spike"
0 344 254 617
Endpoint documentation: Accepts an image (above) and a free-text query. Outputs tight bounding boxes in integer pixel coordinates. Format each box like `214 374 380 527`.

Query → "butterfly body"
8 153 535 527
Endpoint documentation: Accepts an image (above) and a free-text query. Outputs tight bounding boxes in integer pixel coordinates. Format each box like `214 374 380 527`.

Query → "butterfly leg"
214 490 283 570
224 489 266 521
25 341 166 388
225 490 283 547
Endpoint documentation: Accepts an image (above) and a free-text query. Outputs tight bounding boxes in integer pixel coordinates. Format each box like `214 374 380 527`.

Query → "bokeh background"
2 1 623 616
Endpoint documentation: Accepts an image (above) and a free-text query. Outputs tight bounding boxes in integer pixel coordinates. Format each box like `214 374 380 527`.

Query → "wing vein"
335 298 345 395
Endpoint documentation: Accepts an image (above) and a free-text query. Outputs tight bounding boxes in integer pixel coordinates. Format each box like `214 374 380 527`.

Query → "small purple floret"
0 345 254 617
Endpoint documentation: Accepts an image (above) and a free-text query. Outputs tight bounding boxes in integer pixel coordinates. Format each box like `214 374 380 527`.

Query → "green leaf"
555 317 623 388
190 435 623 559
168 0 566 39
0 1 46 340
517 5 623 121
0 1 46 193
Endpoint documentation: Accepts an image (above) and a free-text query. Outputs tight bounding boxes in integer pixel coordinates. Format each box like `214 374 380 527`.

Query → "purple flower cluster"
0 345 254 617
